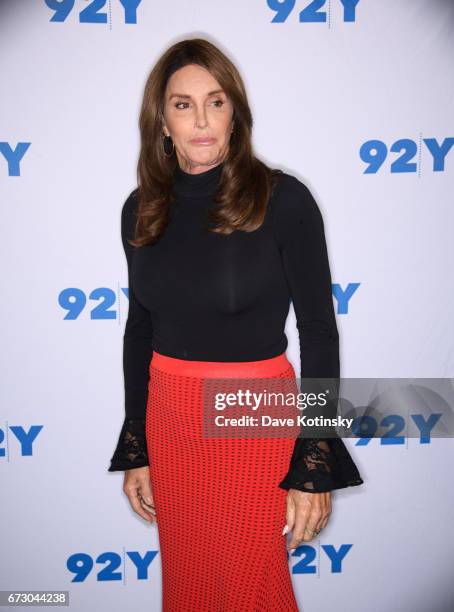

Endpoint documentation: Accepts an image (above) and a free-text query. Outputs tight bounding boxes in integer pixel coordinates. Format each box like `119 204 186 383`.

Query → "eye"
173 98 226 110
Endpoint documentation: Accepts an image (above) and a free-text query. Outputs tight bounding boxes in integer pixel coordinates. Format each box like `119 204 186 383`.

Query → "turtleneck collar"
172 161 224 198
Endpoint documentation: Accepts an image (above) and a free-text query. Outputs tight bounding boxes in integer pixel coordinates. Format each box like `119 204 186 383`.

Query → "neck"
172 160 224 198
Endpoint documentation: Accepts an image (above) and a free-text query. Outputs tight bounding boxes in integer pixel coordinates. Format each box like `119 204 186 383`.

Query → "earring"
162 134 175 157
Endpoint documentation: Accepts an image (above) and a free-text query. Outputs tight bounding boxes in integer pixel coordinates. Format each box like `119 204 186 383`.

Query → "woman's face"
161 64 234 174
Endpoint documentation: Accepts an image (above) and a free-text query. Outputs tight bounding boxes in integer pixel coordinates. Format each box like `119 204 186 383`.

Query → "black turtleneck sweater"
107 161 364 493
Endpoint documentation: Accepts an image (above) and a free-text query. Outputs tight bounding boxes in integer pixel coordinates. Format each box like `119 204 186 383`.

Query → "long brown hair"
132 38 283 247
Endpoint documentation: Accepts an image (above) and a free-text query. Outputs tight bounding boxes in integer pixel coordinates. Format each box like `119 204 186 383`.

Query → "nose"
194 105 208 129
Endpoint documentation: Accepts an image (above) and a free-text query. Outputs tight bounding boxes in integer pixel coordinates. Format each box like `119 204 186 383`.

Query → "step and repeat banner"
1 1 453 611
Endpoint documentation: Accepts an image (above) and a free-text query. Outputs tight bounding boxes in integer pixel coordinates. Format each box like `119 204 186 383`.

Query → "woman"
108 38 364 611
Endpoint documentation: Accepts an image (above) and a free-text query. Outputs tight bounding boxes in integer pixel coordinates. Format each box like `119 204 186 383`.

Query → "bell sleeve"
270 175 364 493
107 189 154 471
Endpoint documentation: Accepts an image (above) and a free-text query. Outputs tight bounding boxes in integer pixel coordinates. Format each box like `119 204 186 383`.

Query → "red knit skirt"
145 350 300 612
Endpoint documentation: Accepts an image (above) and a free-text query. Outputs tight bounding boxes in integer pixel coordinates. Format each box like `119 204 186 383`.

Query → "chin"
191 152 221 165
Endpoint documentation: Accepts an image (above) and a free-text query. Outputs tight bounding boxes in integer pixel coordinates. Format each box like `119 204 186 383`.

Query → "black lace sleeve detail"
278 436 364 492
108 417 149 471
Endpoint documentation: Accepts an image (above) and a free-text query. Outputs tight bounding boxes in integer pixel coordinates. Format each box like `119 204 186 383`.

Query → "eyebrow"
168 89 225 101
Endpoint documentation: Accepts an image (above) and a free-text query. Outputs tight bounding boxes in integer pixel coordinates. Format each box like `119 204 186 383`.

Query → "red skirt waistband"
150 350 293 378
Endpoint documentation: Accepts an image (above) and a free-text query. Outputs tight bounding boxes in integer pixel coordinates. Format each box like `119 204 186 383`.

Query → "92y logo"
360 136 454 174
45 0 142 24
0 424 43 461
67 550 159 582
290 543 355 575
267 0 361 24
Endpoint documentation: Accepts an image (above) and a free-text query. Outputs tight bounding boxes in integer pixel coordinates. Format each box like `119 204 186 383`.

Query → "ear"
160 112 169 137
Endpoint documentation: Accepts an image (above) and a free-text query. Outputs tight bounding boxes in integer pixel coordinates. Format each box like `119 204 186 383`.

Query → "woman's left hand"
284 489 332 552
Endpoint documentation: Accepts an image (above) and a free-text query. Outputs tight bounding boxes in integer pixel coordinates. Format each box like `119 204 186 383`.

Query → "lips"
190 138 216 145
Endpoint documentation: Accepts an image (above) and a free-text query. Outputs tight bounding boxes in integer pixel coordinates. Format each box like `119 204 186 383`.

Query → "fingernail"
289 548 295 554
282 524 289 535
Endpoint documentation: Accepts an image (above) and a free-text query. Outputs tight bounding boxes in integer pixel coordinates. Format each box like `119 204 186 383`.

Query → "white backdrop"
1 1 454 611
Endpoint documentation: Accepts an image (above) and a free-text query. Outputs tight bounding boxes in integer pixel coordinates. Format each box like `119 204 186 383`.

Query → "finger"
140 497 157 520
140 497 156 515
123 480 155 523
302 514 322 542
293 495 325 547
318 493 332 530
312 495 326 532
285 492 296 533
306 491 331 537
139 481 157 517
305 494 327 540
127 491 155 523
287 499 312 550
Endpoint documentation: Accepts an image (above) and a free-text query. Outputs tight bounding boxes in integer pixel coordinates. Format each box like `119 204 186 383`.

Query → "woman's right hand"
123 466 157 523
